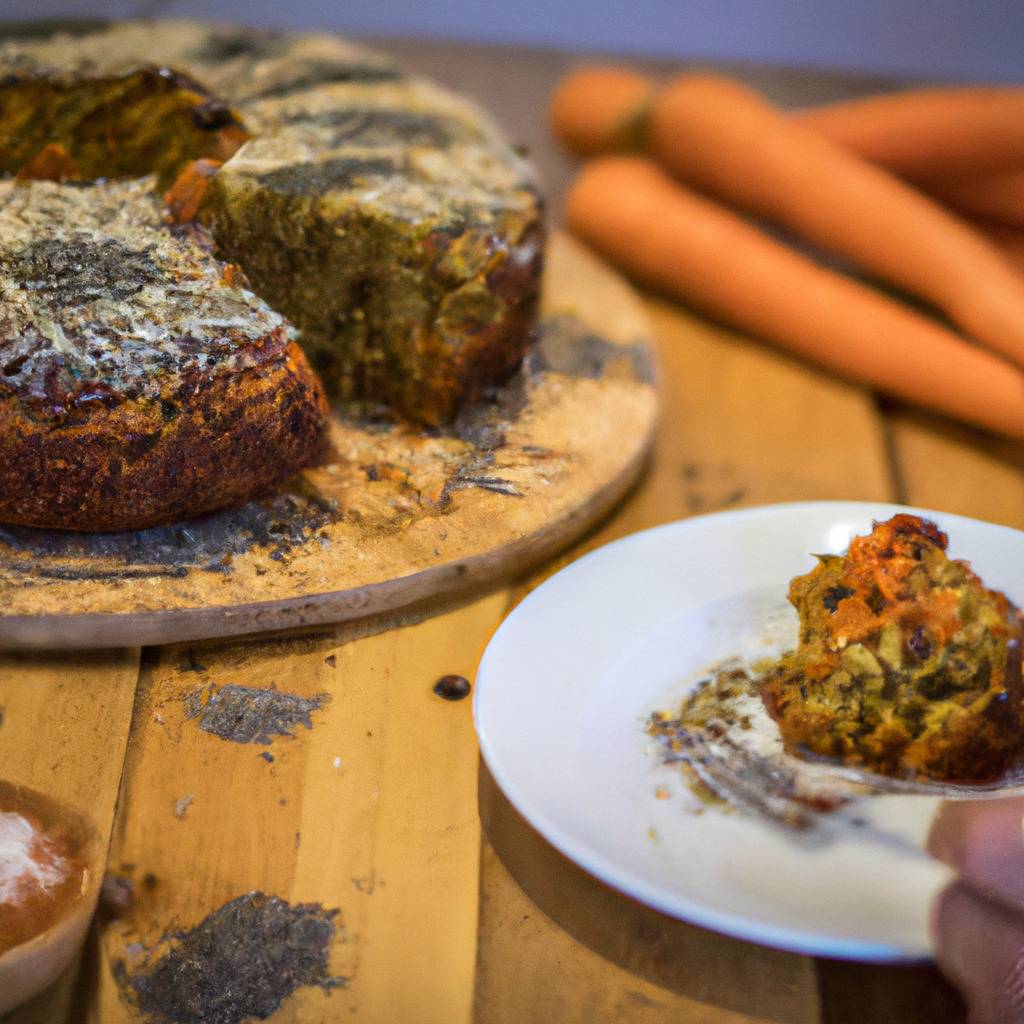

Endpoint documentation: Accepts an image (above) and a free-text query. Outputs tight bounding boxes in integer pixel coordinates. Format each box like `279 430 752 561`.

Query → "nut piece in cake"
760 514 1024 782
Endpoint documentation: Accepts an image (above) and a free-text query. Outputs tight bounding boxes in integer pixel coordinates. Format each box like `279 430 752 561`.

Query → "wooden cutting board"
0 233 657 648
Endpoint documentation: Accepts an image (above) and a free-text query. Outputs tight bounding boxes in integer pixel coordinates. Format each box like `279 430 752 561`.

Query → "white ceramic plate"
474 502 1024 961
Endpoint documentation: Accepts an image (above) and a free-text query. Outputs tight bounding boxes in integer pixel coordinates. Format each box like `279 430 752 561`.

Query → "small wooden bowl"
0 781 103 1017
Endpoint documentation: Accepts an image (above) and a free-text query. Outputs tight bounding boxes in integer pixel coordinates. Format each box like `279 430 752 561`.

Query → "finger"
928 799 1024 913
933 880 1024 1024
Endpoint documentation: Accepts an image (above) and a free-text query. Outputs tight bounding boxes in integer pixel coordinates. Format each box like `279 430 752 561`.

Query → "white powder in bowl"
0 812 68 904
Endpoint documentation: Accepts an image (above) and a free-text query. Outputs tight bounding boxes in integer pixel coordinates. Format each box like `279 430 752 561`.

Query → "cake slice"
203 76 542 424
0 179 328 531
760 514 1024 782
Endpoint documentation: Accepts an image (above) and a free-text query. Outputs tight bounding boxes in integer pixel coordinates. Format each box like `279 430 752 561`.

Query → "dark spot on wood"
184 684 329 745
439 451 522 501
0 489 339 578
351 873 376 894
0 559 190 581
142 873 158 890
179 649 207 673
123 892 346 1024
433 674 471 701
324 654 337 667
260 751 274 763
99 874 134 917
530 314 654 385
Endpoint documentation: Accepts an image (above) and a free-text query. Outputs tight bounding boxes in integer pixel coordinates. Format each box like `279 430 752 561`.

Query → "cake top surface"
0 21 398 100
222 85 536 225
0 178 289 414
0 20 538 219
0 20 542 421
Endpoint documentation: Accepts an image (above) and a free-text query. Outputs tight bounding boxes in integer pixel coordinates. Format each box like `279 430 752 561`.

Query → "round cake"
0 21 543 531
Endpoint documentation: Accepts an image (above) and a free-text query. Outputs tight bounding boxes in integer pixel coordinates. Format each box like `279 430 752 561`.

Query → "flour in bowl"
0 811 68 904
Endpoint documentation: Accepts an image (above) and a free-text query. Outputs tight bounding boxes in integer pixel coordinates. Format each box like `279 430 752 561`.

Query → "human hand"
929 799 1024 1023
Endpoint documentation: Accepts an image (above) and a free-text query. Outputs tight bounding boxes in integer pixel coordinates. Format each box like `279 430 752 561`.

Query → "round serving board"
0 233 657 649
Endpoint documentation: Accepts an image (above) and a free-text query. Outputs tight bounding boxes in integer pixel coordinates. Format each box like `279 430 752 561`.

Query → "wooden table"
5 38 1023 1024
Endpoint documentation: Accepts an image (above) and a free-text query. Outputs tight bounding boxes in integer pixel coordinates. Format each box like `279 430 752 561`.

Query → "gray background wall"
1 0 1022 82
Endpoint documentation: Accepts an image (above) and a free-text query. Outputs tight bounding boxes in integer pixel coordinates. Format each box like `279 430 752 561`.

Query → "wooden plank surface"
2 33 1021 1024
887 406 1024 530
87 595 503 1024
476 768 821 1024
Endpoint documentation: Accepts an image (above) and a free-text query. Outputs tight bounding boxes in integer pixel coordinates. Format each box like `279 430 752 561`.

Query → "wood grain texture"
0 649 141 807
886 406 1024 530
87 595 503 1024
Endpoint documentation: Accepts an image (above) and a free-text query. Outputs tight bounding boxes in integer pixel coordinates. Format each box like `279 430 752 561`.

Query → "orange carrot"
795 88 1024 182
548 69 1024 237
567 157 1024 440
920 170 1024 230
970 220 1024 278
550 72 1024 197
549 67 654 156
648 74 1024 371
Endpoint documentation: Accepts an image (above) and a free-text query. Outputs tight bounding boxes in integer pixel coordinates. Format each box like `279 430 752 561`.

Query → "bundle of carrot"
550 69 1024 440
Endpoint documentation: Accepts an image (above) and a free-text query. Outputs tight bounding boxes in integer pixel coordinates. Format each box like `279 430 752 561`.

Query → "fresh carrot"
648 74 1024 371
970 220 1024 278
549 67 655 156
918 170 1024 230
550 72 1024 197
566 157 1024 440
795 88 1024 182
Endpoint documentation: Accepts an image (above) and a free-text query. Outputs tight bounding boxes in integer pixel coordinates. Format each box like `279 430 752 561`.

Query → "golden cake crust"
0 340 327 531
